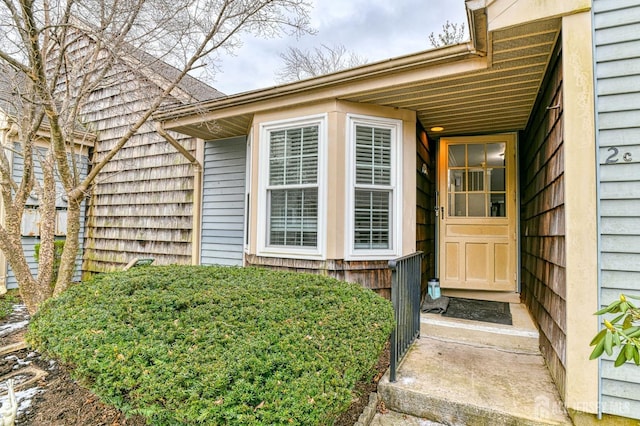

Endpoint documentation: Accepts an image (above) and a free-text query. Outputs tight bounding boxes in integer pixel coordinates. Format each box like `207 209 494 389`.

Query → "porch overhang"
156 1 566 141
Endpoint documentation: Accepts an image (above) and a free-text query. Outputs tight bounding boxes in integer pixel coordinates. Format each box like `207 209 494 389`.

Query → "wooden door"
438 134 517 292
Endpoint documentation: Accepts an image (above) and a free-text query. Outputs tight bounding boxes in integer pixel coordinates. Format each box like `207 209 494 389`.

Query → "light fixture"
430 126 444 132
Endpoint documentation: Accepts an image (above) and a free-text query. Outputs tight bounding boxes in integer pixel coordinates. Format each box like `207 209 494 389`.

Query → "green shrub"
27 265 394 425
0 290 20 320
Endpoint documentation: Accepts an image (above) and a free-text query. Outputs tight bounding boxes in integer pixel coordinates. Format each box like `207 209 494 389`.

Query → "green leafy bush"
0 290 20 320
590 294 640 367
27 266 394 425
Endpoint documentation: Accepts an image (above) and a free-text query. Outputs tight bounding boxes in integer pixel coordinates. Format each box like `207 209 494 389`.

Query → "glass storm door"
438 134 517 292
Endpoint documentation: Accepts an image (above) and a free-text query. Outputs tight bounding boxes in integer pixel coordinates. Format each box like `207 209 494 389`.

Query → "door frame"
436 133 520 298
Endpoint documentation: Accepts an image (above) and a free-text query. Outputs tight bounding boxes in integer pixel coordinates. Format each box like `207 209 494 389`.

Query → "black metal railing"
388 251 423 382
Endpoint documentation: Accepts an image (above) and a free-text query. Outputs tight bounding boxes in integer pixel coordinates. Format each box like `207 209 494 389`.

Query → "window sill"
257 248 326 261
345 251 400 261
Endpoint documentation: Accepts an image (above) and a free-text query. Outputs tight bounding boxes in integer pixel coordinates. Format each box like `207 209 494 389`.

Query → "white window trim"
256 114 328 260
345 114 403 260
244 128 252 256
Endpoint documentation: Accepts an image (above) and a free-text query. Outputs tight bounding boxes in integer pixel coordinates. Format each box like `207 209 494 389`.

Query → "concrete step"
420 303 540 353
370 409 445 425
377 336 572 426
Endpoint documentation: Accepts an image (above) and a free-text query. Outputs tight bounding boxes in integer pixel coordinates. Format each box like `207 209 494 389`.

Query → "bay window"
258 115 326 258
347 115 402 258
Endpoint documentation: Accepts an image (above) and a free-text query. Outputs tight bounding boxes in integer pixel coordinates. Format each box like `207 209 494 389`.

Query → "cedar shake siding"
416 127 436 295
245 255 393 299
80 48 222 276
520 40 567 398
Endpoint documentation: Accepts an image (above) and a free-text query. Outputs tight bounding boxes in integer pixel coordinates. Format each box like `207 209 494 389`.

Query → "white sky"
212 0 468 95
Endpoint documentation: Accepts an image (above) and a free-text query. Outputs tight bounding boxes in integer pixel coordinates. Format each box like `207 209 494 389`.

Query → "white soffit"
344 18 562 138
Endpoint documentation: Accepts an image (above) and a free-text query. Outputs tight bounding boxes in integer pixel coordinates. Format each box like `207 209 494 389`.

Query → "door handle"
440 206 444 219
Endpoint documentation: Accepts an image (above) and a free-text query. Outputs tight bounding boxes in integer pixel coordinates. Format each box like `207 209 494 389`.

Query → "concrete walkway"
374 304 573 425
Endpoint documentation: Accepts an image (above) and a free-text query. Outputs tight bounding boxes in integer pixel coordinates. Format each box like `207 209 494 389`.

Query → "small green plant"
34 240 66 288
0 290 20 320
590 294 640 367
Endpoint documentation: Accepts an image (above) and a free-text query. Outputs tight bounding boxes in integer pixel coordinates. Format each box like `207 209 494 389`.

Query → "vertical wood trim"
562 11 599 411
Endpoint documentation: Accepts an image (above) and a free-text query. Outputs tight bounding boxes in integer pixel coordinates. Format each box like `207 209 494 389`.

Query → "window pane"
270 131 286 157
449 193 466 217
449 170 466 192
490 168 505 191
487 143 506 166
491 194 506 217
468 193 486 216
468 144 484 167
269 130 286 185
287 128 302 156
300 126 318 184
446 141 508 219
55 209 68 236
269 126 318 186
354 190 390 249
355 125 391 185
448 145 465 167
299 159 314 183
269 188 318 247
21 208 40 237
468 170 484 192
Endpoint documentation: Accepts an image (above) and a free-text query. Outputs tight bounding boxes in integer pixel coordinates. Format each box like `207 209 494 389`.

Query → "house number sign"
604 147 635 164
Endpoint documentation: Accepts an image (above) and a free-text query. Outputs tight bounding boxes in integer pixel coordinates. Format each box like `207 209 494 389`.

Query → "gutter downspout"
156 123 202 266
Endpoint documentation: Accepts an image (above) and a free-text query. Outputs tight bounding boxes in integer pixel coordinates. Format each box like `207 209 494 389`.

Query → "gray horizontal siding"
601 270 640 290
201 137 247 266
594 0 640 419
7 149 88 288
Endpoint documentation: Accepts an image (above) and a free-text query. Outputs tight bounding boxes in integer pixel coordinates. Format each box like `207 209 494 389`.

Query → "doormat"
441 297 512 325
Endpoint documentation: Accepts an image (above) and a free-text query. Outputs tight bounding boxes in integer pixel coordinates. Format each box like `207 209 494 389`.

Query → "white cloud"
212 0 467 95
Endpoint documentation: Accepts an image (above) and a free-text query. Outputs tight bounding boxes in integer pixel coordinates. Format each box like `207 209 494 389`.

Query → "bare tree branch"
276 43 368 83
0 0 314 312
428 20 467 48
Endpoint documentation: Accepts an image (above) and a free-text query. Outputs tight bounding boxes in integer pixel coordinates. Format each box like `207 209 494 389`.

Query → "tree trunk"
54 197 81 296
36 155 57 294
1 235 47 315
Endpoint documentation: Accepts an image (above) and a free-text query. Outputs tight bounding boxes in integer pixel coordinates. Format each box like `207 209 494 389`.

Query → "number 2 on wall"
605 147 633 164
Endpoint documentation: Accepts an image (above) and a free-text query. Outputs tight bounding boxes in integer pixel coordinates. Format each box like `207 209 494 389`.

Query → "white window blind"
267 126 319 247
354 125 392 249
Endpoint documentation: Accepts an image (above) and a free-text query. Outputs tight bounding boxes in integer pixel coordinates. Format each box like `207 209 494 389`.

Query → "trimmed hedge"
27 266 394 425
